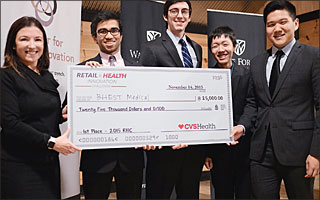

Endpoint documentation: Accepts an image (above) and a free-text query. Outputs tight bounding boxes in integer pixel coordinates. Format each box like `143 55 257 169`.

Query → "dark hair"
163 0 192 18
3 16 50 75
263 0 296 24
208 26 237 49
91 10 122 37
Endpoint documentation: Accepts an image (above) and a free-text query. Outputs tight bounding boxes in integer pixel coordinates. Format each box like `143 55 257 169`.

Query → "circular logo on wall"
31 0 57 27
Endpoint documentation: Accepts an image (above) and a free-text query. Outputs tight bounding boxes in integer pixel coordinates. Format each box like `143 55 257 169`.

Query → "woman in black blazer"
0 16 80 199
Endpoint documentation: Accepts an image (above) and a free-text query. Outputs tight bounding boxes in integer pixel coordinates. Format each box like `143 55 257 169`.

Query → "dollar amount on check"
68 66 234 149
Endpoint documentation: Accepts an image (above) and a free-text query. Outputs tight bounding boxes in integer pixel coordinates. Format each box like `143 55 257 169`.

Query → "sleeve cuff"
237 125 246 136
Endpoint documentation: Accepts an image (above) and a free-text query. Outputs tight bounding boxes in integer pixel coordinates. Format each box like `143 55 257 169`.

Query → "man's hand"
205 157 213 170
226 140 239 146
171 143 188 150
229 125 244 143
305 154 319 178
85 61 102 67
135 145 162 150
135 143 188 150
226 126 243 146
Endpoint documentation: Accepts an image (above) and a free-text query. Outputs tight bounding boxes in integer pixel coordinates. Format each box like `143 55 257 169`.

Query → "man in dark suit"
231 0 319 199
139 0 204 199
205 26 252 199
79 11 144 199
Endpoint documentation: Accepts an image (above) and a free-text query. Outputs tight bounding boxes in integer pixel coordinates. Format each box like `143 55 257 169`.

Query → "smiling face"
163 1 191 38
266 9 299 49
15 25 44 68
211 34 236 69
93 19 122 55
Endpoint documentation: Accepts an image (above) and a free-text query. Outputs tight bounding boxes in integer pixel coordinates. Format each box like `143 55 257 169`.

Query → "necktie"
109 55 116 66
179 39 193 68
269 50 284 97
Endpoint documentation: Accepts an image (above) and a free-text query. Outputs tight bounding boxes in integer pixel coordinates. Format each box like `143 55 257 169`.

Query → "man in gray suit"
231 0 319 199
139 0 204 199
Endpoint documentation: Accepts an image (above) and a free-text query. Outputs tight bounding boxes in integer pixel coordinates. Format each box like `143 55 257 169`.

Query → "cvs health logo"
178 123 216 130
178 124 197 130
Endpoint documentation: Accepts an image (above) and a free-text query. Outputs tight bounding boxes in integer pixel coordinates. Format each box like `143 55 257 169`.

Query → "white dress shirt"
266 39 296 86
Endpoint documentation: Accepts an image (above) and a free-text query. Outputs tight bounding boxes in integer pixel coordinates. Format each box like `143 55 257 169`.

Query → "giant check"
68 66 233 149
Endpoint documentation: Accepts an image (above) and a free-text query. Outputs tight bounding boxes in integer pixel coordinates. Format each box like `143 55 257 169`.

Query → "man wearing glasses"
79 11 144 199
139 0 204 199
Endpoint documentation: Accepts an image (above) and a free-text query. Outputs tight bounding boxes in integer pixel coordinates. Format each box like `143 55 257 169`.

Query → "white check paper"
68 66 234 149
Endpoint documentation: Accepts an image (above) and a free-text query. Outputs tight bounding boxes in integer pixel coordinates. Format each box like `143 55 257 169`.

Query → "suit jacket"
79 54 144 173
139 31 202 68
239 41 320 166
208 63 252 163
139 31 205 161
0 63 61 164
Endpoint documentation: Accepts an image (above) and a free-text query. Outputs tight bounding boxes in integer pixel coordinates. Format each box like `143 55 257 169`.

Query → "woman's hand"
53 128 81 155
62 105 68 120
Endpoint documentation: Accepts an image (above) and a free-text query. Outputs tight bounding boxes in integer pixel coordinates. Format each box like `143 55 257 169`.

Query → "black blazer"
207 63 252 162
0 64 62 164
239 41 320 166
78 54 144 173
139 31 202 68
138 31 205 161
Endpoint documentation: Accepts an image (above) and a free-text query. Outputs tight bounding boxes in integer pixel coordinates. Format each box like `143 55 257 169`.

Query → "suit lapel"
272 42 302 100
231 64 241 97
261 50 272 101
124 58 136 66
162 32 184 67
187 36 201 68
213 63 238 97
94 54 103 64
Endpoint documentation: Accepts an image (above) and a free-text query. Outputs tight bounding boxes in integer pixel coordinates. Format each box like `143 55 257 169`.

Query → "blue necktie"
179 39 193 68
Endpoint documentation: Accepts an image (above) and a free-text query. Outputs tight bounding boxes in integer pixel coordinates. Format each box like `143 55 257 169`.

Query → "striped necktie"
109 55 116 66
179 39 193 68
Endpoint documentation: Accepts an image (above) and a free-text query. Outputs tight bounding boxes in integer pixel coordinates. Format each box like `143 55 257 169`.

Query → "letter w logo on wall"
235 39 246 56
146 30 161 42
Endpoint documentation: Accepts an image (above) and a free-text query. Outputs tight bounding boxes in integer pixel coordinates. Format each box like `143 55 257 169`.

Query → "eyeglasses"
96 28 121 37
168 8 190 17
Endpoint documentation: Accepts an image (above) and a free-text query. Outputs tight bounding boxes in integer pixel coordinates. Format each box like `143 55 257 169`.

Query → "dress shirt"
166 29 198 68
266 39 296 86
100 50 125 67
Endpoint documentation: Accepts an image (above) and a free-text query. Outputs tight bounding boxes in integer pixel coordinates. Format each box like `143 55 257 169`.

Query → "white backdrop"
1 1 82 198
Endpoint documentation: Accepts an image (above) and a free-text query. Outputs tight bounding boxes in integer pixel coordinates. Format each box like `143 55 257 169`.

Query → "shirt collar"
99 50 122 62
271 38 296 57
166 29 187 46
